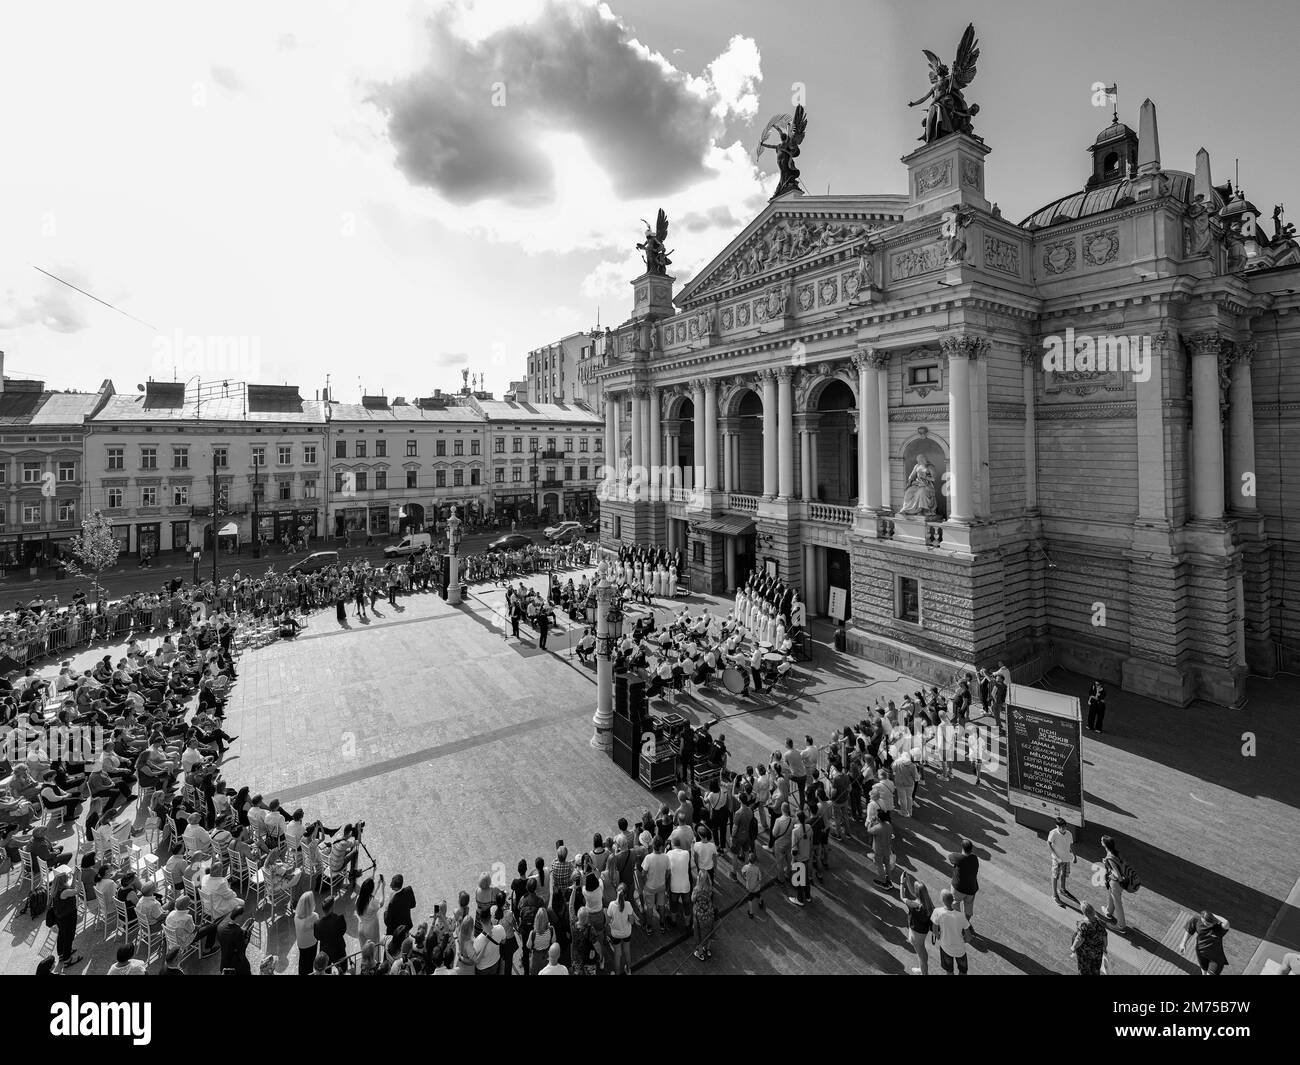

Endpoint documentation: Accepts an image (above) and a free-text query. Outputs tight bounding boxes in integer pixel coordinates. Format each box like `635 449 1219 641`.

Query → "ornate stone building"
591 96 1300 707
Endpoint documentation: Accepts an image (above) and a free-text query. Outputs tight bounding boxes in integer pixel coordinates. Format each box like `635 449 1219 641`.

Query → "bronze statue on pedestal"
756 105 808 199
909 23 981 143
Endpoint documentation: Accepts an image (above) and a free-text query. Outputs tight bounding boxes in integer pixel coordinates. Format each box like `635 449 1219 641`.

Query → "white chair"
112 897 137 943
137 918 164 965
162 921 198 968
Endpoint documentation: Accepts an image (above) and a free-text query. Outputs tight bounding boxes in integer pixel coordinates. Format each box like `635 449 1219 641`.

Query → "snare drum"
722 665 746 695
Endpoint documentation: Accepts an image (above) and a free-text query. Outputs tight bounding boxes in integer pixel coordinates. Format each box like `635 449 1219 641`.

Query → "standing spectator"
900 872 934 975
538 942 567 975
740 850 764 918
640 837 670 933
691 869 716 962
294 892 319 975
383 873 416 953
1086 680 1106 733
1179 910 1231 975
526 910 555 975
606 884 638 975
930 889 971 975
1048 817 1078 907
1071 903 1110 975
667 837 693 931
49 872 82 972
790 809 813 907
782 739 807 810
946 839 980 932
218 904 253 975
313 895 348 972
770 801 794 886
1099 835 1130 933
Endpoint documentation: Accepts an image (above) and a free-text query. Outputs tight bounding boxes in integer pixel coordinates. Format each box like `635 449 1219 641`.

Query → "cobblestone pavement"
2 574 1297 975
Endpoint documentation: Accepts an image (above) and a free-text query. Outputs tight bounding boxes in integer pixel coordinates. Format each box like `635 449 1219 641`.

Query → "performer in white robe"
669 564 678 598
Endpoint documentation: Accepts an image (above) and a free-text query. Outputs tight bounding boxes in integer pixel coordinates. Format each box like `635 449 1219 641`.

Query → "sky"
2 0 1297 402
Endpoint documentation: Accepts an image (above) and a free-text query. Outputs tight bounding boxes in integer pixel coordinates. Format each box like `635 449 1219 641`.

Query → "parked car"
288 551 340 575
543 521 583 542
548 526 584 545
487 533 534 553
384 532 432 557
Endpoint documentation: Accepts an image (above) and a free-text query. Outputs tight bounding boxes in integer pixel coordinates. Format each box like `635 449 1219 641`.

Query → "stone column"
692 384 706 490
799 428 812 501
804 543 817 608
1021 348 1039 510
941 334 986 523
591 573 615 750
723 431 735 493
761 370 778 498
725 535 737 591
603 391 620 500
1227 341 1256 513
1187 331 1227 521
648 386 661 501
704 379 719 490
877 355 891 509
853 351 882 510
777 368 795 499
795 413 821 502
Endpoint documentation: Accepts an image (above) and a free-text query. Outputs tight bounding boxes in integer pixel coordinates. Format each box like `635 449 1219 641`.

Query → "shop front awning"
217 522 239 537
694 515 755 537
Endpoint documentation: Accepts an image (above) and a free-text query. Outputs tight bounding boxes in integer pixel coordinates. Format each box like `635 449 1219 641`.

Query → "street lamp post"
446 506 463 605
210 449 220 588
251 459 261 559
590 563 616 750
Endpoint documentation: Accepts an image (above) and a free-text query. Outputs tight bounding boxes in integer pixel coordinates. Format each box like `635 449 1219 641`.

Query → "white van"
383 532 432 557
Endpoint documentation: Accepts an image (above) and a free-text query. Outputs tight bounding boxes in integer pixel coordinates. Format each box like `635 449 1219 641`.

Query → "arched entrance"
543 492 560 519
734 389 764 495
814 378 858 505
671 395 696 487
399 502 425 534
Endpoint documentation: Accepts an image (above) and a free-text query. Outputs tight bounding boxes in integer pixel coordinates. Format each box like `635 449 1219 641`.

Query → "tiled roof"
475 399 601 425
328 402 484 423
0 387 104 428
92 389 326 424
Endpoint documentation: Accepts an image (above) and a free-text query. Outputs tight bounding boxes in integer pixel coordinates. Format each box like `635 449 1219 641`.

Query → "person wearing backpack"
1100 835 1133 932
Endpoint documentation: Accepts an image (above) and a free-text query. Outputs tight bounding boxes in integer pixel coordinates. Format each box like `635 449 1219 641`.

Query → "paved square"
2 573 1298 976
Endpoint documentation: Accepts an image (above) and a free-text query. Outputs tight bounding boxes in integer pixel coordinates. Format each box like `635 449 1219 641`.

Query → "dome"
1020 170 1196 231
1092 119 1135 146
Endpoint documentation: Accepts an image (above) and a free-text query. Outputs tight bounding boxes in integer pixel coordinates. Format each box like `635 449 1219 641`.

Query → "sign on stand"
1005 683 1085 831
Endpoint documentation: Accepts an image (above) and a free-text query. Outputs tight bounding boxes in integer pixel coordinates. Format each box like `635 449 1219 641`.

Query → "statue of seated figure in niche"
898 457 939 517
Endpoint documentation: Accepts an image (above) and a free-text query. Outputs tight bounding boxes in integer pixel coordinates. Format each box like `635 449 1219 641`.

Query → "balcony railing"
807 502 855 526
539 478 563 488
669 487 691 503
726 493 759 513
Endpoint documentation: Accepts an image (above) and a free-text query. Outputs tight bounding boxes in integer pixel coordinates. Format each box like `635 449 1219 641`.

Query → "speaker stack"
610 671 647 777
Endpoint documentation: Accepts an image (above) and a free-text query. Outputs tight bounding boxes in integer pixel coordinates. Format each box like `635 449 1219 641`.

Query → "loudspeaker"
611 735 636 776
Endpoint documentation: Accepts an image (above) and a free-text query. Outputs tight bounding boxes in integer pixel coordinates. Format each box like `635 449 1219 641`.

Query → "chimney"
1136 98 1161 175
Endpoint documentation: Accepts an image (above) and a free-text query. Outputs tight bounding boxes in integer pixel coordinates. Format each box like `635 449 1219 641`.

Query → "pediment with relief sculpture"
676 194 907 308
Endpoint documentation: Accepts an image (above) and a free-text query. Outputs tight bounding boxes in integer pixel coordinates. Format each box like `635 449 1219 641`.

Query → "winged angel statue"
908 23 981 143
756 105 807 199
637 209 673 275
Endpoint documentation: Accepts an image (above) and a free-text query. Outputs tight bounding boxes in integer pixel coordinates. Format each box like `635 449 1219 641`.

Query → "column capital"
1021 345 1040 366
757 367 779 383
690 379 706 396
630 383 652 398
1183 330 1227 358
940 334 990 362
704 376 719 393
1231 339 1257 368
775 366 794 381
851 348 871 373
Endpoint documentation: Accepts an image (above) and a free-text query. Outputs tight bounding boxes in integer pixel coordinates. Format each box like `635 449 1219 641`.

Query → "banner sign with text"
1005 684 1085 827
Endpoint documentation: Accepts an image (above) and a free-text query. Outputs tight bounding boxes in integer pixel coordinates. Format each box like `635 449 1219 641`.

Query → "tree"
65 509 120 601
